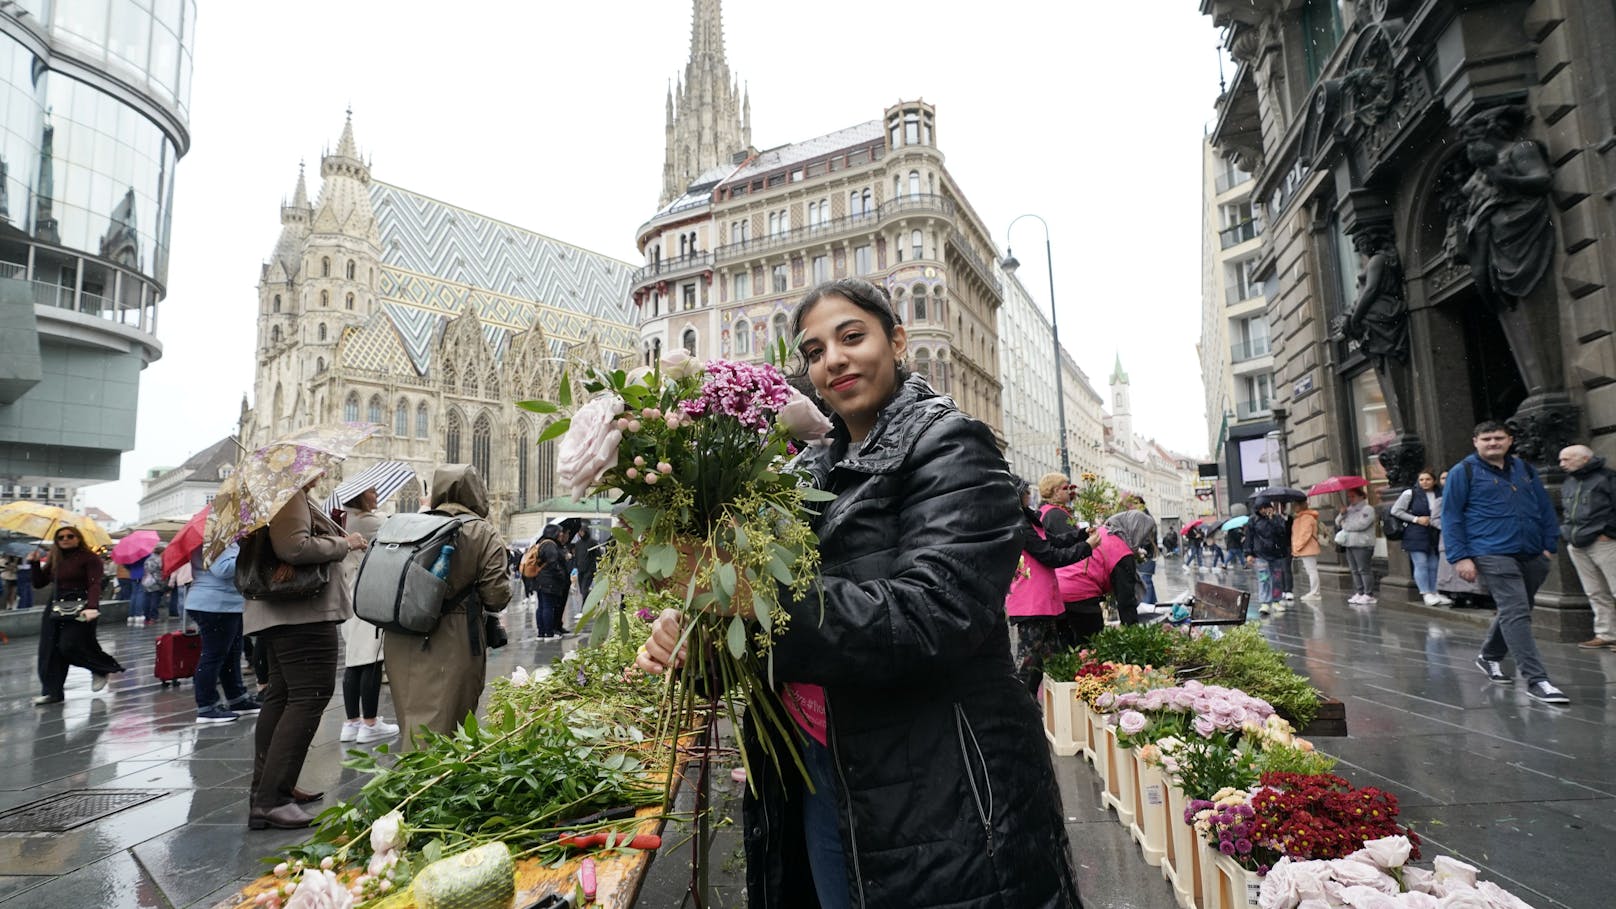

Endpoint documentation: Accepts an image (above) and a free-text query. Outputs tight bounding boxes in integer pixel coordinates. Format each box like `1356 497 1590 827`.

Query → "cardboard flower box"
1040 675 1083 757
1163 784 1205 909
1209 851 1262 909
1130 756 1169 867
1098 725 1136 828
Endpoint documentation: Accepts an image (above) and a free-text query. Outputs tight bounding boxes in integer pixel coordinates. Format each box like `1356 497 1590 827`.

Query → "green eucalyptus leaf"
732 522 749 550
753 589 772 632
800 488 838 502
558 369 572 407
537 419 571 443
726 615 746 659
515 399 559 414
716 562 737 598
591 604 613 643
644 543 678 579
767 553 794 585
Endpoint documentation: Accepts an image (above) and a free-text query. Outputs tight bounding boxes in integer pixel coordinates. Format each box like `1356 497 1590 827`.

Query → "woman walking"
245 481 366 830
1290 501 1323 600
30 525 124 704
1336 486 1378 604
640 278 1082 908
337 488 399 745
187 542 260 722
1391 471 1450 606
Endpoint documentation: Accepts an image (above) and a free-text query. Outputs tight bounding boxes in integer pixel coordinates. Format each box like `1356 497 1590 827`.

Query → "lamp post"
1002 214 1070 478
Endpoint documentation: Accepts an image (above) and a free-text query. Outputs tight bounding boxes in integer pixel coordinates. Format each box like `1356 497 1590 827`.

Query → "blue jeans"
1185 544 1202 567
1225 547 1244 567
1138 558 1157 603
535 591 562 637
1408 550 1439 595
191 611 248 711
799 732 851 909
1475 554 1551 684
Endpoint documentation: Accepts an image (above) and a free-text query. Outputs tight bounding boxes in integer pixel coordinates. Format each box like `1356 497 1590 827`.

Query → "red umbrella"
111 530 160 566
1307 476 1369 496
1181 519 1205 534
163 505 209 576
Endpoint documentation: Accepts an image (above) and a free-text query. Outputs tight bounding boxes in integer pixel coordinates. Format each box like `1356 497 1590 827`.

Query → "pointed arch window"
772 312 789 347
517 423 532 508
344 392 360 423
395 399 409 436
320 290 329 307
316 356 325 373
346 260 356 280
471 414 493 479
396 481 420 514
271 325 282 344
445 410 463 463
682 329 697 356
416 402 430 438
443 364 457 393
465 369 480 396
733 319 751 355
367 395 383 425
272 294 281 313
345 292 354 310
485 369 499 396
538 435 557 500
318 323 327 341
321 257 330 277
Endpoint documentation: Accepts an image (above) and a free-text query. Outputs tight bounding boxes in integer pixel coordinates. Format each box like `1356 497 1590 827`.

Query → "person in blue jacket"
1442 420 1568 704
187 543 261 722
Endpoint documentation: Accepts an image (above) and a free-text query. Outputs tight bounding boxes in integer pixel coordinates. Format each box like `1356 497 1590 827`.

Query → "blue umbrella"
1219 515 1250 531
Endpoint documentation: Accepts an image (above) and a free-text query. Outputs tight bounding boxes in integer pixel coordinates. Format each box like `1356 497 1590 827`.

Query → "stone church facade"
241 116 637 532
1201 0 1616 637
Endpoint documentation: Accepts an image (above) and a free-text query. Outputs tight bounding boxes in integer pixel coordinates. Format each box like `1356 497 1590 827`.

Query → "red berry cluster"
1247 772 1421 862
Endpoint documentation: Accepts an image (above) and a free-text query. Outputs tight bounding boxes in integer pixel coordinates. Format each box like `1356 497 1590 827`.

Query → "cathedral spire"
689 0 724 64
659 0 750 207
335 107 359 160
291 160 309 209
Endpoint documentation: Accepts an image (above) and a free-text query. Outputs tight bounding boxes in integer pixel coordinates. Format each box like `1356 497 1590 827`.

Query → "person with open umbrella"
29 524 125 704
1335 485 1379 604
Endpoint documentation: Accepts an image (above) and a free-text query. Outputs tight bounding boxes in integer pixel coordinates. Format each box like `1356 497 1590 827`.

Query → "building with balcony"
1199 0 1616 638
1197 136 1277 513
239 115 637 533
137 434 236 521
0 2 193 495
633 0 1007 434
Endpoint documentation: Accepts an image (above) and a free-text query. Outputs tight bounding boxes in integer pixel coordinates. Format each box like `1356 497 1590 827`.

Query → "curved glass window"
46 0 197 117
0 33 181 285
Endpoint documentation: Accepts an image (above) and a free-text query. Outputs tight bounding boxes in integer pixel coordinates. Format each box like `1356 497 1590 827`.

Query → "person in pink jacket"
1007 478 1096 692
1056 519 1143 644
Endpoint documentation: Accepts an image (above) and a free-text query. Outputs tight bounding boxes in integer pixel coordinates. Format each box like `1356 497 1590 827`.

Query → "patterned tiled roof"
363 182 638 375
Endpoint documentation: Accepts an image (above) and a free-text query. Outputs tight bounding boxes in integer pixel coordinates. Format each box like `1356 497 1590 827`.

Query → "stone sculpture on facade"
1332 225 1422 486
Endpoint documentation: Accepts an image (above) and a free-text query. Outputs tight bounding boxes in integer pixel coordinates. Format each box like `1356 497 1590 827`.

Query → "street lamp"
1002 214 1070 478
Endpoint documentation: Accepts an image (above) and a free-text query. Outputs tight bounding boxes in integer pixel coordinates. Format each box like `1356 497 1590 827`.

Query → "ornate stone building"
1199 0 1616 636
241 116 637 532
633 0 1007 436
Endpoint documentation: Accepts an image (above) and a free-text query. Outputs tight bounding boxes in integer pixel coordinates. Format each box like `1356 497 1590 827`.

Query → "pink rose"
556 394 625 500
661 349 705 379
284 869 355 909
778 388 833 441
1330 860 1398 894
1118 710 1148 735
1193 715 1217 738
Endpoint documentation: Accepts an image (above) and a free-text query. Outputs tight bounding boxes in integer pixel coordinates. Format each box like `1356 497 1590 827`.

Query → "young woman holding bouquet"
639 279 1082 909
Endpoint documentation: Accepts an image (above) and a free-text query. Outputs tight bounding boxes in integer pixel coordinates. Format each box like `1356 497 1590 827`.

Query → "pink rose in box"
778 388 833 441
556 394 624 500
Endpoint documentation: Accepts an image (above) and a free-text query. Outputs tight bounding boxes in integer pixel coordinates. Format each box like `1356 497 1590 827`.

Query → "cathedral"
241 115 637 532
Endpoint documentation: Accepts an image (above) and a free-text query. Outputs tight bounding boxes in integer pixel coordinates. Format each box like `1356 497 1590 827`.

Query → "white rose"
1259 858 1301 909
1336 885 1400 909
1402 868 1436 894
1330 860 1399 894
1394 894 1440 909
555 394 625 501
1431 856 1479 890
1287 860 1334 900
1351 836 1413 871
1474 881 1534 909
283 869 354 909
1434 890 1493 909
626 365 654 386
661 349 705 379
370 810 405 857
778 387 833 441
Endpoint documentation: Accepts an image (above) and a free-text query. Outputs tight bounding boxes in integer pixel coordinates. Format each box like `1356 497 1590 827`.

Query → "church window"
682 329 697 356
471 414 493 479
517 424 531 508
733 319 751 355
316 357 325 372
367 395 383 425
913 286 928 321
345 293 354 310
321 257 330 277
537 436 556 500
772 312 789 346
911 230 924 261
318 323 327 341
396 482 420 514
346 260 356 280
271 325 282 344
272 294 281 313
486 369 498 396
466 369 479 396
908 171 921 197
344 392 360 422
445 410 463 462
416 402 429 437
320 290 329 307
443 364 457 393
395 399 409 436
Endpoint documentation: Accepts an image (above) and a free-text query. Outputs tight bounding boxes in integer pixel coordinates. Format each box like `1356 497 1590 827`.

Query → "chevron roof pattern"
364 182 639 375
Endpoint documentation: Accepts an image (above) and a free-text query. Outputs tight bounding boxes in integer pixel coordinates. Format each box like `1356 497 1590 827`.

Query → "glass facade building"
0 1 194 483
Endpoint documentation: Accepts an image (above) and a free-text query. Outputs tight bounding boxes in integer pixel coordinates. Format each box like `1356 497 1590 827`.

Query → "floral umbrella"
0 502 114 551
201 423 380 563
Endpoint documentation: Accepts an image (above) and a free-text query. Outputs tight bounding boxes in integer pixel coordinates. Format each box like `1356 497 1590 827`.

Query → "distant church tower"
659 0 751 206
1110 353 1132 455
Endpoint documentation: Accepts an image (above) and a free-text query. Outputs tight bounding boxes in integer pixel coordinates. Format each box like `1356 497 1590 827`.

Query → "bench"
1190 581 1250 626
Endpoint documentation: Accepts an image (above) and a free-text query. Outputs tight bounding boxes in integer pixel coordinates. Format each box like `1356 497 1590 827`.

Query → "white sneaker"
1348 594 1365 604
1259 603 1271 616
1422 593 1440 606
1282 593 1295 601
1435 594 1454 606
1362 596 1377 605
357 719 400 744
339 720 361 742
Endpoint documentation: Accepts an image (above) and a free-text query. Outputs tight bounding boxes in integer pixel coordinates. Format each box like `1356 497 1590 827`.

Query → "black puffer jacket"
743 376 1081 909
1247 513 1289 560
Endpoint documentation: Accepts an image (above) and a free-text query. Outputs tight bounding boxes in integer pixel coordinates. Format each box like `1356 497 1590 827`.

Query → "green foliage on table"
1170 625 1322 728
1254 742 1338 776
1085 622 1180 669
1173 737 1260 801
1043 648 1085 683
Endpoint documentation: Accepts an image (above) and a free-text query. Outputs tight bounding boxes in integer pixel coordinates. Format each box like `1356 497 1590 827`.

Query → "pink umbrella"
163 505 209 576
111 530 161 565
1307 475 1370 496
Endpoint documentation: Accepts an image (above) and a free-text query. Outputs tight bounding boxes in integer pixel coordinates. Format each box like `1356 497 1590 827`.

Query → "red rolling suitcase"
155 630 201 687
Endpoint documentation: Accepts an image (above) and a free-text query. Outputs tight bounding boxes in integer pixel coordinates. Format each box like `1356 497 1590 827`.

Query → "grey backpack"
353 512 475 635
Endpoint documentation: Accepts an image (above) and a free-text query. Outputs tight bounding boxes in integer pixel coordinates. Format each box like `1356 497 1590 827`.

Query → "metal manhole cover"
0 789 166 832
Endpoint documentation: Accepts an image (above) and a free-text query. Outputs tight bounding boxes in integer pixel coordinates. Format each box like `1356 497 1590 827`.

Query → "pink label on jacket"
783 682 828 746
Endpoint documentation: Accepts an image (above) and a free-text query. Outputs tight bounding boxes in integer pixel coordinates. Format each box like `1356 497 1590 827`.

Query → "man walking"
1557 444 1616 651
1443 421 1569 704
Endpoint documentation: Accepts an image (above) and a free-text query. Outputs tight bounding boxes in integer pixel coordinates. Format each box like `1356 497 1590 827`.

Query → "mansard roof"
719 120 884 186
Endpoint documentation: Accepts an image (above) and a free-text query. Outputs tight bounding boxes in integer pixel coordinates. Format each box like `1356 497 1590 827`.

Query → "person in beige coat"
338 488 399 745
1291 503 1323 600
386 465 511 751
245 483 367 830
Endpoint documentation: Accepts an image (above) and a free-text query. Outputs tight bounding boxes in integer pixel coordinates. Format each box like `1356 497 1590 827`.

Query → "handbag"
50 598 88 619
235 527 330 601
1333 529 1350 547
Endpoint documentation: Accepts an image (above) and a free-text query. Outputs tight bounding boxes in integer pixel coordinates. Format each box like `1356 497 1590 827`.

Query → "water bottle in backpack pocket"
353 512 475 635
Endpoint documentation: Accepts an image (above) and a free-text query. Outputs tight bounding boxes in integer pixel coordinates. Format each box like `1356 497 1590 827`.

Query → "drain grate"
0 789 166 832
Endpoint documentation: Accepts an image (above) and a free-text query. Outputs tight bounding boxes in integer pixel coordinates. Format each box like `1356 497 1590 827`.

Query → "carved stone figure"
1333 226 1414 437
1456 105 1557 395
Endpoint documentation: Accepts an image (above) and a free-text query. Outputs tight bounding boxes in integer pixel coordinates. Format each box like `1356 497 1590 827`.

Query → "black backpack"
1380 508 1405 541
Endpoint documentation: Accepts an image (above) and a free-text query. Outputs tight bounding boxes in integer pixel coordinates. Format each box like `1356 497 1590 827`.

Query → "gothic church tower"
1110 354 1133 459
659 0 751 206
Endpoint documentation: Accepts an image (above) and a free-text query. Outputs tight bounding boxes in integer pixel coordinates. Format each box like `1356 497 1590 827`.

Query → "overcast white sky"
85 0 1227 520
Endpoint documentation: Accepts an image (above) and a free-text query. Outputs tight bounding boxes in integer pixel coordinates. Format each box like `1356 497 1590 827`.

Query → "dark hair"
790 278 910 382
1472 419 1511 438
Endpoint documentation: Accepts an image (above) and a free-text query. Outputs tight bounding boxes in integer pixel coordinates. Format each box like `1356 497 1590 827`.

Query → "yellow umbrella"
0 502 114 551
202 422 381 563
